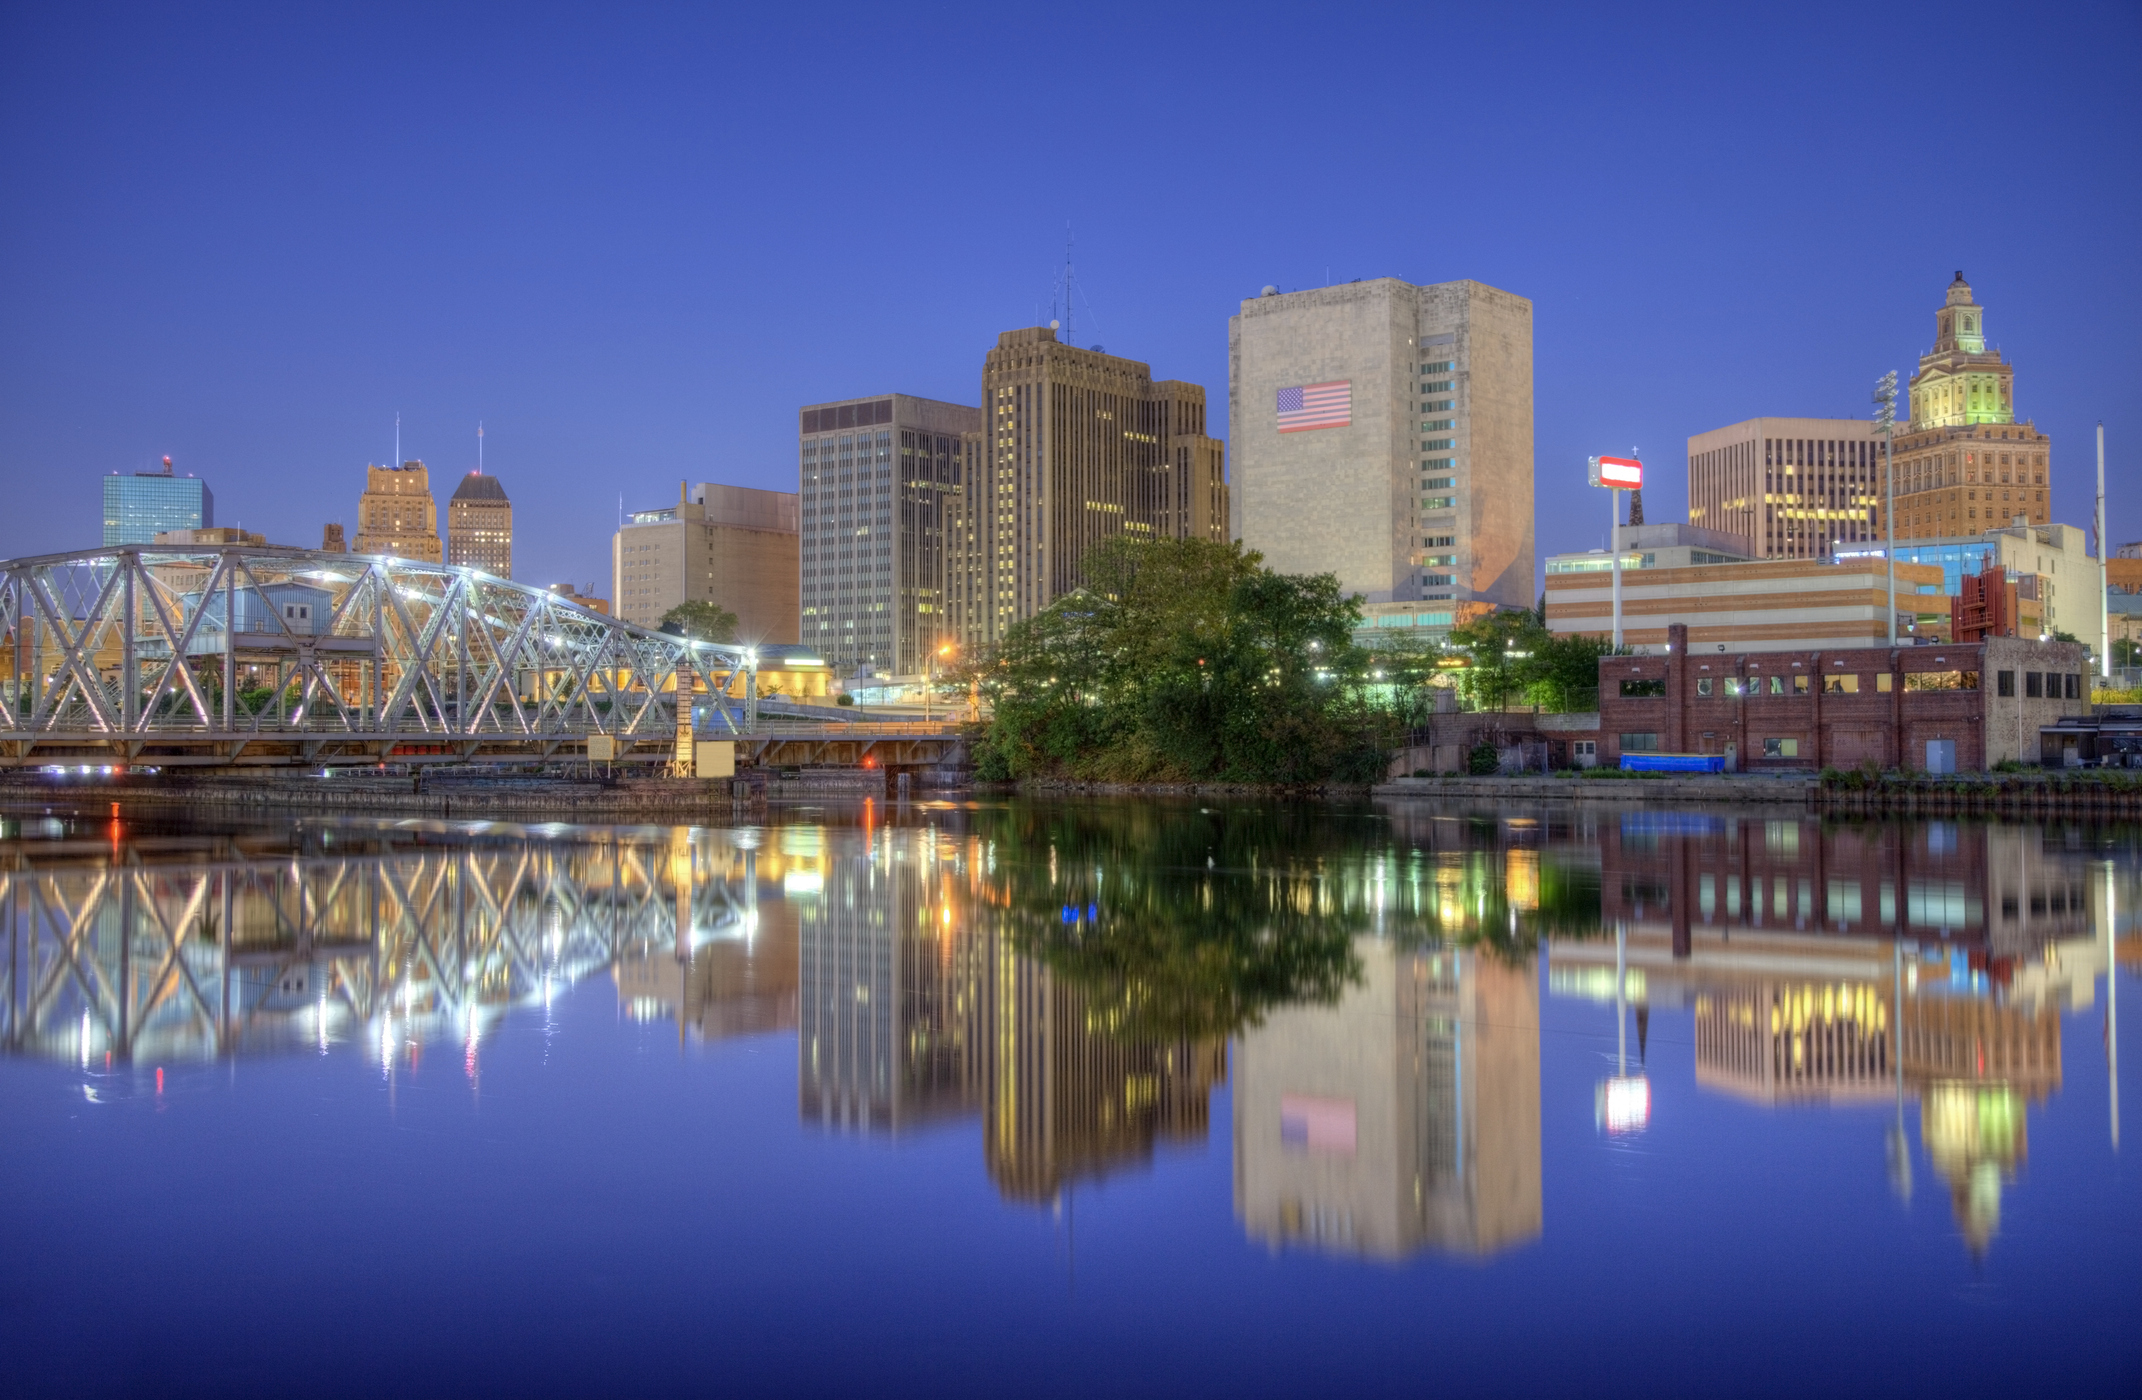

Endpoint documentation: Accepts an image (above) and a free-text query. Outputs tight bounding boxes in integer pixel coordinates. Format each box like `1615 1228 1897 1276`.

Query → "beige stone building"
352 461 442 562
1686 417 1883 559
1891 273 2051 541
798 394 981 677
1229 278 1533 612
611 481 799 642
947 328 1226 650
1233 940 1540 1260
446 472 513 577
1545 554 1951 652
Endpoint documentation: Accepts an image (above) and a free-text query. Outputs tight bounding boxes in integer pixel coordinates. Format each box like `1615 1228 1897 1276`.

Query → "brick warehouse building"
1597 624 2087 771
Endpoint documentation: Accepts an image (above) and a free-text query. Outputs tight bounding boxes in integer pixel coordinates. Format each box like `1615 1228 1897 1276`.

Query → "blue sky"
3 1 2137 594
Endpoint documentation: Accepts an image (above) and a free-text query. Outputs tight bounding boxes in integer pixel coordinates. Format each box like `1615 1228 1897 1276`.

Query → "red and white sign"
1589 455 1643 489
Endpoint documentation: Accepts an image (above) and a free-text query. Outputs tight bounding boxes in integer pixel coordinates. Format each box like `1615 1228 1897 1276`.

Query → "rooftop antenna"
394 412 401 469
478 421 485 474
1063 225 1073 344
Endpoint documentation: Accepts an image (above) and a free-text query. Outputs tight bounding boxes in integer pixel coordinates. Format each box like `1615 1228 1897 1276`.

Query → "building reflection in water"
1233 940 1540 1260
1553 812 2123 1257
6 802 2125 1265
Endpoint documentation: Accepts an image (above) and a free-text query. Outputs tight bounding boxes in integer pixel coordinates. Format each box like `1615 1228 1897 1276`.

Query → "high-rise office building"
1229 279 1532 619
102 457 213 545
446 471 513 577
948 328 1227 651
352 461 442 562
321 523 347 553
611 481 799 640
798 395 981 677
1686 418 1883 559
1889 273 2052 542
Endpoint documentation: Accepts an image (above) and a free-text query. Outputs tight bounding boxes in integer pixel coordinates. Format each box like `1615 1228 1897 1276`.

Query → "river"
1 795 2134 1396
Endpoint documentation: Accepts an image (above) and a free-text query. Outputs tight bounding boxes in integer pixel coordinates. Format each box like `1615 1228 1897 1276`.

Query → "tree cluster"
1442 603 1621 712
657 600 739 643
970 537 1397 784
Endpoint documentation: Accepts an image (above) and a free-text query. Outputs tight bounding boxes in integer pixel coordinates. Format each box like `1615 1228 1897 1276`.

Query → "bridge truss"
0 545 759 768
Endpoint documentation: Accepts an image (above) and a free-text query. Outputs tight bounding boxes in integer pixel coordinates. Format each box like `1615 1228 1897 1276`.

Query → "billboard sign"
1588 455 1643 489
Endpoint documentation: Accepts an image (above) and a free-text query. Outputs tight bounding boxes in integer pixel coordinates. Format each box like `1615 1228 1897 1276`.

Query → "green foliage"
974 536 1397 784
657 600 739 643
986 804 1363 1039
1446 610 1618 713
834 692 855 707
1466 742 1500 775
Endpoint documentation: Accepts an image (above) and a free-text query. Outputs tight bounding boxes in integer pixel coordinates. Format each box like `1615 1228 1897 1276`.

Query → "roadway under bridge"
2 545 964 771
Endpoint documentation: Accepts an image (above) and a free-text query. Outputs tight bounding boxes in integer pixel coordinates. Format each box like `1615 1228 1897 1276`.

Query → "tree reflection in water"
971 802 1605 1043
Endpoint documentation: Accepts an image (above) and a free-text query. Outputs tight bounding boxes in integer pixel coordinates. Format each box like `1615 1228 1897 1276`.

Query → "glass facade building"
102 470 212 545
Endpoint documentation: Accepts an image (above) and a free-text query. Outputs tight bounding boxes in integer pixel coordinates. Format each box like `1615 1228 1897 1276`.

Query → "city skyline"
3 6 2135 592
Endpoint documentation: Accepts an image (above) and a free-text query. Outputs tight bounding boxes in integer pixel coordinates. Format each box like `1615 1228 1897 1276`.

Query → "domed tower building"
447 471 513 578
1888 273 2051 541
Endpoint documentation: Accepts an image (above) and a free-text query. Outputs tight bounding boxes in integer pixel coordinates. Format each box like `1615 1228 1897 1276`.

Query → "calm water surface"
1 796 2135 1397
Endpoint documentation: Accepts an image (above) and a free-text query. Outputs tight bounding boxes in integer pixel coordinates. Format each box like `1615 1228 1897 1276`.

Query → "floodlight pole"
1610 485 1624 648
1874 371 1898 646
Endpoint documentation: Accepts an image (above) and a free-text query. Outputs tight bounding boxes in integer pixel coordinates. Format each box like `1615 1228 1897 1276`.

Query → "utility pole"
2098 423 2110 680
1874 372 1899 645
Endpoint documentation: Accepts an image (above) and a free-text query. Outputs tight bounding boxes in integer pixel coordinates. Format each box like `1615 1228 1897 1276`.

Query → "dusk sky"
4 2 2137 592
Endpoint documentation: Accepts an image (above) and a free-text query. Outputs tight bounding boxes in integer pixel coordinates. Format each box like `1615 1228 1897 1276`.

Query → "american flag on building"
1276 381 1350 433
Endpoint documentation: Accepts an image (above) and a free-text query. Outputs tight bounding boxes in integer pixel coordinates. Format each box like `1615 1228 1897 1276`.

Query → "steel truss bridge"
1 545 963 771
0 823 761 1064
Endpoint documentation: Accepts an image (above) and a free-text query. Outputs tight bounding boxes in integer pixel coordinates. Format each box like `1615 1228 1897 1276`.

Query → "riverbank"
1814 769 2142 817
0 769 931 820
1017 778 1374 800
1375 773 1817 805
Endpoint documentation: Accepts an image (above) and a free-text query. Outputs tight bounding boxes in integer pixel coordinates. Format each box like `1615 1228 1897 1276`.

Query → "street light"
926 642 953 722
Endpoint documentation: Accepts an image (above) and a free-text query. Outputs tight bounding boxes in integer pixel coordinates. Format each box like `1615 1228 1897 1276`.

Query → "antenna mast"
395 412 401 468
478 421 485 474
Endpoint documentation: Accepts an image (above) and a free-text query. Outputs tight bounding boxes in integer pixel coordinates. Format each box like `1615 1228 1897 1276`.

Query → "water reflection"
1 802 2130 1267
1550 812 2124 1257
1234 941 1540 1259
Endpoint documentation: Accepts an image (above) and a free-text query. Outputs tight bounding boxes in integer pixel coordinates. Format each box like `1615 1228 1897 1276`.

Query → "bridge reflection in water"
0 816 763 1067
3 803 2127 1266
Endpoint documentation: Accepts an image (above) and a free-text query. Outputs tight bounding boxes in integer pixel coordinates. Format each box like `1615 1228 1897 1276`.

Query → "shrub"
1466 743 1499 776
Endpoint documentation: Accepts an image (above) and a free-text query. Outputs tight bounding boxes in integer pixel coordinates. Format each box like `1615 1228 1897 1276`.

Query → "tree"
974 536 1397 783
657 600 738 642
1447 609 1547 711
1530 632 1619 712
